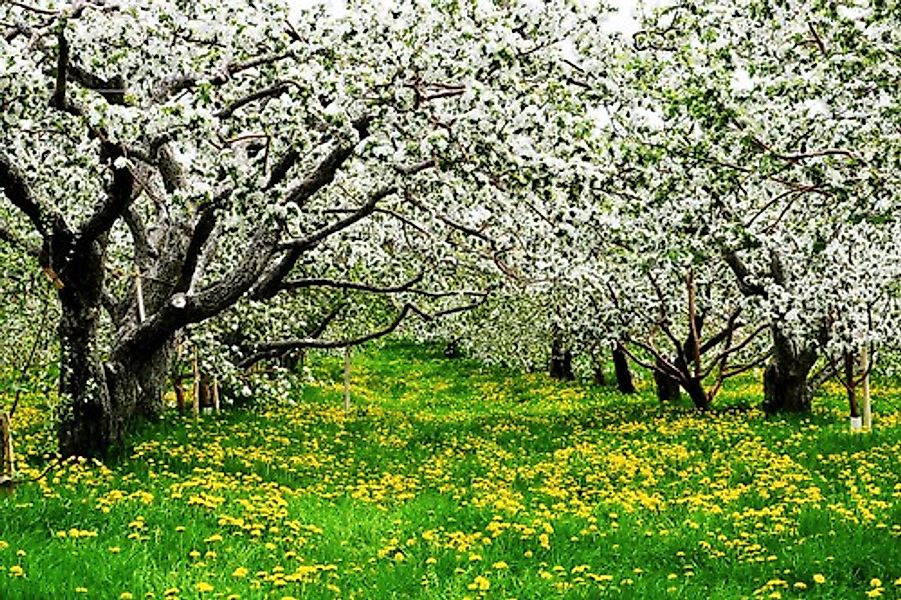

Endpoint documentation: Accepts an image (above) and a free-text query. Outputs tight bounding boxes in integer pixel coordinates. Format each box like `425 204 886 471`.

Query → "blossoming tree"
0 0 600 456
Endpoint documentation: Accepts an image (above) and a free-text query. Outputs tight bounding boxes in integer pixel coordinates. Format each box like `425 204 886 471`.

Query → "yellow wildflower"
467 576 490 591
196 581 214 593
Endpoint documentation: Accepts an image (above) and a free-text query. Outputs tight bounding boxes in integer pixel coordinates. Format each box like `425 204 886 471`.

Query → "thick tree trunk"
654 366 681 402
56 296 172 457
612 345 635 393
549 336 574 381
681 378 710 410
762 329 817 413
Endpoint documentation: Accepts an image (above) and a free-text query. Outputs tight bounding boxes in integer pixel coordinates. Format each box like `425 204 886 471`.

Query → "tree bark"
653 365 681 402
57 331 171 457
612 345 636 393
549 336 574 380
681 377 710 410
762 328 817 413
54 244 172 457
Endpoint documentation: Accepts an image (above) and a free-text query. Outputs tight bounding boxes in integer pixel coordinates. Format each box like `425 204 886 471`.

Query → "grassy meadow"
1 343 900 599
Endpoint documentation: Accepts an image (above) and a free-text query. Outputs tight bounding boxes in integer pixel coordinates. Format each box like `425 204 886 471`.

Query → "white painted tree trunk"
861 347 872 430
212 376 220 413
192 351 200 420
343 347 352 412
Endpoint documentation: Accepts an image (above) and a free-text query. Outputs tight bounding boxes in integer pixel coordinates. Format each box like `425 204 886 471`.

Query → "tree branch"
0 152 69 239
722 249 767 297
279 186 397 252
279 271 425 295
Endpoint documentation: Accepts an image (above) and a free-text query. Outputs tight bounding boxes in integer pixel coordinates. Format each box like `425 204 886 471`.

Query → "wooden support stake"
192 350 200 420
1 412 15 482
135 270 146 323
212 376 220 413
343 347 352 412
861 347 872 430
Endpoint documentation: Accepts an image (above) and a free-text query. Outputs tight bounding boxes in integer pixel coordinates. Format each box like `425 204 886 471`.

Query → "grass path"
1 343 899 599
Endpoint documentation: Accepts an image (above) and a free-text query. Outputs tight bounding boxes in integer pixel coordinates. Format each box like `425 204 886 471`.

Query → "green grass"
1 342 900 599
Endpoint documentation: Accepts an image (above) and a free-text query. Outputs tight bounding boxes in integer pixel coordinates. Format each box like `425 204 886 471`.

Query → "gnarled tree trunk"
54 235 174 458
56 303 173 458
762 328 817 413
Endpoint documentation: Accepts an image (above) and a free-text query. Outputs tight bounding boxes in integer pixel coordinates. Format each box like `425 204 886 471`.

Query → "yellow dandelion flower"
493 561 509 570
195 581 214 593
467 576 490 591
9 565 24 577
813 574 826 584
120 593 134 600
871 579 882 588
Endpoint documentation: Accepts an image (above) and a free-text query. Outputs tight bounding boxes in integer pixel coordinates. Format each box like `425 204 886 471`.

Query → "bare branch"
217 81 295 119
153 51 293 103
279 187 397 252
807 21 828 57
280 271 425 294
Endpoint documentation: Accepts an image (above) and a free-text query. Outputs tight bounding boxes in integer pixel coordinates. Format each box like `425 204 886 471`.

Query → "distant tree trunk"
593 365 606 386
654 364 681 403
444 338 461 358
549 336 574 380
762 328 817 413
612 345 636 393
278 351 301 371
